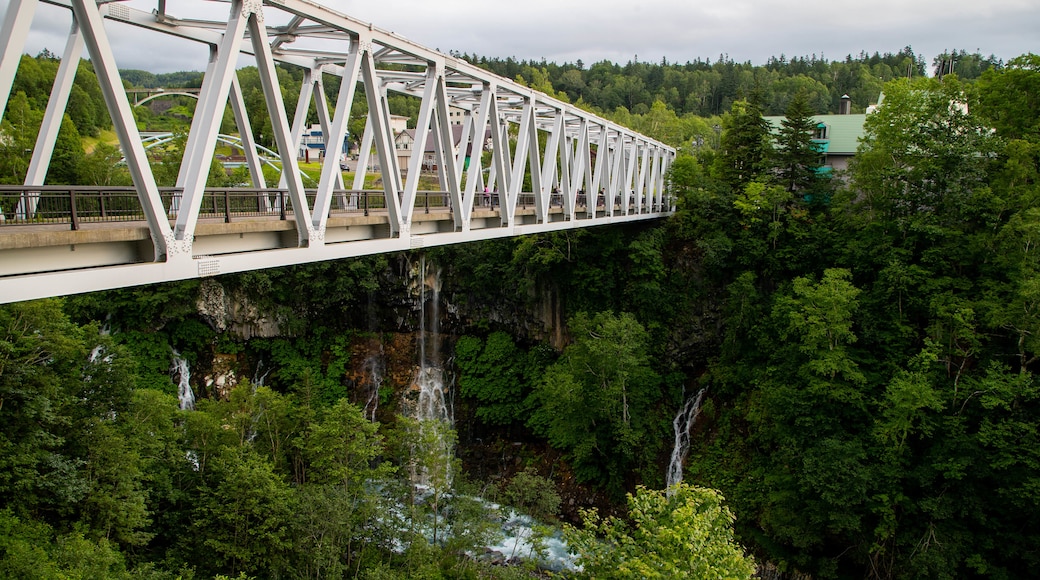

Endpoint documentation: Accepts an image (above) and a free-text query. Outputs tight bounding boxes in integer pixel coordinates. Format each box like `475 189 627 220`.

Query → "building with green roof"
764 112 868 176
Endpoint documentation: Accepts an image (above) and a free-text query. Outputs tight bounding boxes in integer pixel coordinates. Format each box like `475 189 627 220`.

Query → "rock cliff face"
188 254 562 423
195 278 284 339
192 252 565 344
187 252 567 438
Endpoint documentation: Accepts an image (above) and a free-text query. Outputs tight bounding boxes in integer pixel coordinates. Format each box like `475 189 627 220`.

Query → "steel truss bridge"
0 0 675 304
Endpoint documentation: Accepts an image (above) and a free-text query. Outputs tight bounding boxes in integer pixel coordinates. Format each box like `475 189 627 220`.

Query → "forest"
1 45 1039 579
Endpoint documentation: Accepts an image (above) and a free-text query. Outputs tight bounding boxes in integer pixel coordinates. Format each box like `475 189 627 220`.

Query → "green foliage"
0 510 134 580
714 99 772 192
848 77 997 234
976 54 1040 140
0 92 41 184
564 483 755 579
191 448 295 577
465 46 930 121
773 90 823 194
527 311 662 493
305 398 394 486
454 332 539 425
501 467 561 523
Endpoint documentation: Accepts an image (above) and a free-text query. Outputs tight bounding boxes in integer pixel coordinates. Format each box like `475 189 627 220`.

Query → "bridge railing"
0 186 445 229
0 186 666 230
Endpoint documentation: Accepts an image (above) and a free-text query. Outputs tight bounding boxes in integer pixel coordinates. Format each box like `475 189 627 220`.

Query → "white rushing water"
171 351 196 411
666 387 706 491
482 507 579 572
362 347 384 422
411 255 454 487
415 255 452 425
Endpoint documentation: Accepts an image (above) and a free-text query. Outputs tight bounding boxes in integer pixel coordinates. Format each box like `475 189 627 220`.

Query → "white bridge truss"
0 0 675 304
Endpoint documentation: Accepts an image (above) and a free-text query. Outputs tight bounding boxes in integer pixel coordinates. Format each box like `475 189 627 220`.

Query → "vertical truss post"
451 104 475 229
558 133 573 217
431 115 448 191
353 119 373 190
462 85 493 228
523 99 543 219
278 67 315 188
505 95 535 227
624 137 639 214
177 46 219 189
431 74 462 227
580 124 594 216
569 119 590 218
660 152 674 210
487 89 510 223
608 133 625 215
312 68 349 206
454 102 474 182
70 0 171 260
637 141 651 213
403 66 439 224
588 123 609 218
648 148 661 211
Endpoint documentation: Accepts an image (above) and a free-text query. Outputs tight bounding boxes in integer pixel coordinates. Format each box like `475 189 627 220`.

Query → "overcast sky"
4 0 1038 73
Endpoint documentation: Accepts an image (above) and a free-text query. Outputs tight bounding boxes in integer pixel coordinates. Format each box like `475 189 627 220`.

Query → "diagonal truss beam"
70 0 172 259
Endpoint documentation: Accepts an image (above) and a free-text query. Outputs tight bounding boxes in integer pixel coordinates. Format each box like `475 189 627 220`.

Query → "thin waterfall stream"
171 351 195 411
667 387 706 491
361 344 384 422
411 255 454 487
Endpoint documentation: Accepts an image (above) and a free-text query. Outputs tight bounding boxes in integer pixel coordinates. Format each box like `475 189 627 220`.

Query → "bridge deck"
0 185 666 303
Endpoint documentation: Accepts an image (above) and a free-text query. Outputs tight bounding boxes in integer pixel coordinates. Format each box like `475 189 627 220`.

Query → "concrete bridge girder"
0 0 675 303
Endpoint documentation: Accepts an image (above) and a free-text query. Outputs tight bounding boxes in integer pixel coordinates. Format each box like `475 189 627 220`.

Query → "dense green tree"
191 448 295 577
847 76 997 234
0 300 85 513
976 53 1040 141
931 49 1003 80
714 98 771 192
565 483 756 579
78 142 131 186
773 90 822 194
0 510 135 580
454 332 539 426
0 92 41 184
527 311 661 493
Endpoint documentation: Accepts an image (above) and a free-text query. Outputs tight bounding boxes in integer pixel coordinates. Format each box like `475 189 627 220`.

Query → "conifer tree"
714 97 771 192
774 90 821 194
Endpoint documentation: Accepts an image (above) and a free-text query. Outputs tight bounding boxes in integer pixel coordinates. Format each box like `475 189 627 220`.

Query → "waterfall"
412 255 453 487
253 359 271 389
361 344 384 422
171 352 196 411
415 255 450 424
666 388 706 491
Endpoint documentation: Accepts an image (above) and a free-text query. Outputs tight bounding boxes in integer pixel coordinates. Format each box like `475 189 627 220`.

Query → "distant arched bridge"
0 0 675 304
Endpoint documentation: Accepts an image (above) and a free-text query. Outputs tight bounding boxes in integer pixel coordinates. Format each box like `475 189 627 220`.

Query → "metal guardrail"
0 186 429 229
0 186 660 230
